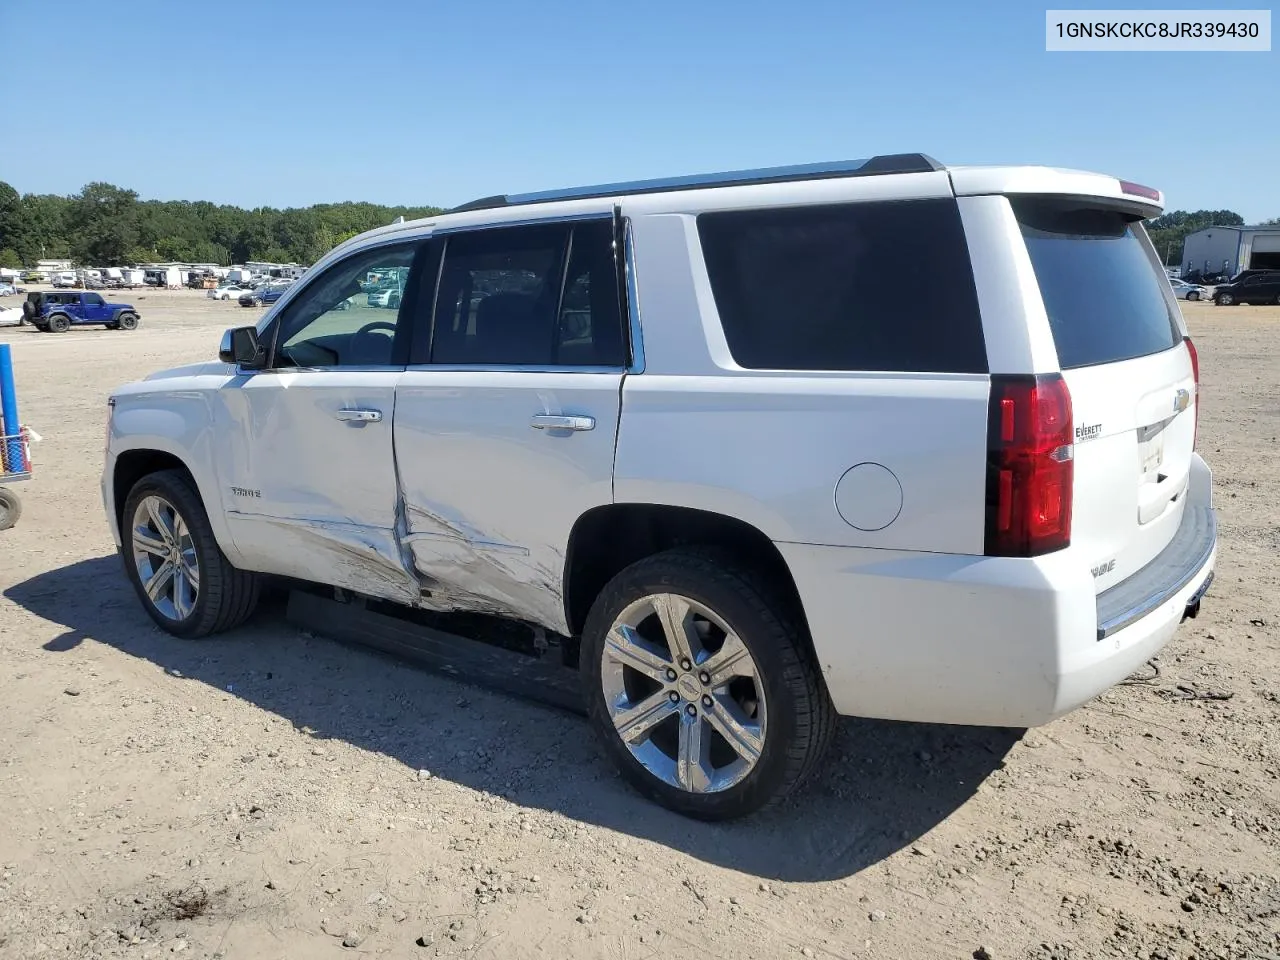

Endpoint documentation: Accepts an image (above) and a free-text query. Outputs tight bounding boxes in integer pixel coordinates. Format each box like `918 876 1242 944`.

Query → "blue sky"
2 0 1275 220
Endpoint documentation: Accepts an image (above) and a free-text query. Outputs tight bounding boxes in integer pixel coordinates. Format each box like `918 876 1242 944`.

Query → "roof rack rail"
448 153 944 214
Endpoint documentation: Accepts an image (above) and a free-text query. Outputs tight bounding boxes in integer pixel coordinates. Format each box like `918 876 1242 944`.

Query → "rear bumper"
779 453 1217 728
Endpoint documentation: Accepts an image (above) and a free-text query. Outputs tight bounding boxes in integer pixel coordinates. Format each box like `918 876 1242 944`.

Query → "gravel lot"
1 288 1277 960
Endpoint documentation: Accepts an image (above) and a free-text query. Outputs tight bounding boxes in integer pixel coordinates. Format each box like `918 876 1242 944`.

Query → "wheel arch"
109 442 242 566
563 502 812 644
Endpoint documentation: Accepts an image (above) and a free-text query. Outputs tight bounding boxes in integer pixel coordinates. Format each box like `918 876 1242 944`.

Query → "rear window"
1014 199 1180 370
697 199 988 373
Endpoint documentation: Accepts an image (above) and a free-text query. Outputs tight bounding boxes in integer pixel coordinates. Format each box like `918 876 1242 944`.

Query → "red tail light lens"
1184 336 1199 450
985 374 1074 557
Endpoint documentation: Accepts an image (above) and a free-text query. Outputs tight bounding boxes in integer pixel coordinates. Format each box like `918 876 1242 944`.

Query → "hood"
144 361 235 381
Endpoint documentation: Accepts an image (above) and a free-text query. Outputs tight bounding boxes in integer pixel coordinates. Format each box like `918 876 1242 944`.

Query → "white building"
1182 224 1280 279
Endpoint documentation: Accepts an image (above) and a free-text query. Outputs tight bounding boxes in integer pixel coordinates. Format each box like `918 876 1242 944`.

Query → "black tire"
47 313 71 333
580 548 836 820
116 311 139 331
0 486 20 531
1215 293 1233 306
121 469 260 638
1187 291 1200 301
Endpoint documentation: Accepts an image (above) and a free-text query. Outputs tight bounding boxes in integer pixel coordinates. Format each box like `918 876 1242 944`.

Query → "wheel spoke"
132 527 169 557
605 625 671 682
704 694 764 764
144 560 176 602
653 594 696 665
145 499 174 545
172 568 190 618
703 632 754 685
174 514 189 548
676 711 713 792
612 691 679 745
181 553 200 591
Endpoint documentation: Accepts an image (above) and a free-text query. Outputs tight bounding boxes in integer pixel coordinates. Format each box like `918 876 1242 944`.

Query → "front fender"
105 389 244 566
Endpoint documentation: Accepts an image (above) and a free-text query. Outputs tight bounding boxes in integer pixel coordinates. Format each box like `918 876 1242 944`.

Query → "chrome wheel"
601 593 766 794
131 495 200 621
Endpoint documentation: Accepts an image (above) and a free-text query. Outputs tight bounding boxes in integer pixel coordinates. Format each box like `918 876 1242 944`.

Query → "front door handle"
336 408 383 423
530 414 595 432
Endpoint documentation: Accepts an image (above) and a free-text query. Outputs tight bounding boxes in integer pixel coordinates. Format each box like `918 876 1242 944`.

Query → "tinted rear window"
697 199 987 373
1014 200 1180 370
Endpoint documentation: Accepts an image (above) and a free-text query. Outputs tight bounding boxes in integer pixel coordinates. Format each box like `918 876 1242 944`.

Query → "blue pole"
0 344 23 473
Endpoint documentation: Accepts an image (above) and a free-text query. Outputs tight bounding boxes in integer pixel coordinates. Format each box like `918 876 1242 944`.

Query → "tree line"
0 179 1274 272
0 180 444 269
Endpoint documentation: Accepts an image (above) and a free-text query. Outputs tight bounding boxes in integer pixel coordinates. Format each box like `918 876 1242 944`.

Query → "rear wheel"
116 311 139 331
121 469 260 638
581 548 836 820
47 313 71 333
0 487 21 531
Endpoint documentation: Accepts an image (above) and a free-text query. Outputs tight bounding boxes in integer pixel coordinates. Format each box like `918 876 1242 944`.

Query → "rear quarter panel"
614 211 989 554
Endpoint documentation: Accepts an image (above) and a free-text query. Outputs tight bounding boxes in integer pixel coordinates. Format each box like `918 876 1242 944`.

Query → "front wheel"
580 549 836 820
1216 293 1234 305
116 311 139 330
121 469 260 638
1187 291 1200 301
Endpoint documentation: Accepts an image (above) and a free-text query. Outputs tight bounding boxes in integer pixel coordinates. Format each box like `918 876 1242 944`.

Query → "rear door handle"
530 414 595 432
336 408 383 423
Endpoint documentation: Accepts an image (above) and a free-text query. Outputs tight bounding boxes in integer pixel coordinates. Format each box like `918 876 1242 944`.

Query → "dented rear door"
392 215 627 633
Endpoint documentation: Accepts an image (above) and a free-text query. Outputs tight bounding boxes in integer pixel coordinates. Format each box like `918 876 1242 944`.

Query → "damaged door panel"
215 369 417 599
391 371 622 633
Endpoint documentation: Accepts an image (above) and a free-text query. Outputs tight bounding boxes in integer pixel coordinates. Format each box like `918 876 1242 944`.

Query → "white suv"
102 154 1217 819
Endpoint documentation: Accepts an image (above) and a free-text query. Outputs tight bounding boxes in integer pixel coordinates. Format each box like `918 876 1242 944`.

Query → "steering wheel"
347 321 398 364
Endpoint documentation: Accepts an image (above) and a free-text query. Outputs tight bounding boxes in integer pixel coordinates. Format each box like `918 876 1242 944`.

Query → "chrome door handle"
530 414 595 432
336 408 383 423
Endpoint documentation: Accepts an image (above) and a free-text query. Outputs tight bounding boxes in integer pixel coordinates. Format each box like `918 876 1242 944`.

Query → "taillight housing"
1184 336 1199 450
985 374 1074 557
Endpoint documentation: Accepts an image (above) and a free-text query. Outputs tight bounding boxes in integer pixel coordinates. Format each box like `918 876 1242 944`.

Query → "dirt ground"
0 288 1277 960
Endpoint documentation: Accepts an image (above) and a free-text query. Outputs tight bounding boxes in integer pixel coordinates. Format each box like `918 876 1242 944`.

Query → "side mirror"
219 326 267 369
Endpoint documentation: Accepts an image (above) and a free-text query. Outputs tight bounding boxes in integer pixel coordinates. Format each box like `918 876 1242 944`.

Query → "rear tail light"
1184 336 1199 450
985 374 1074 557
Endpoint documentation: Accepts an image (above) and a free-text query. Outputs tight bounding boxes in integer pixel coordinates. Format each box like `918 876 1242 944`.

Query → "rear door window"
1013 199 1181 370
696 199 988 373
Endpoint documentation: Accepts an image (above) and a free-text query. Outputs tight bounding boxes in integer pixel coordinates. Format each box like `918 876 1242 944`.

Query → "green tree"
0 180 444 267
69 182 142 265
0 247 20 269
0 181 19 256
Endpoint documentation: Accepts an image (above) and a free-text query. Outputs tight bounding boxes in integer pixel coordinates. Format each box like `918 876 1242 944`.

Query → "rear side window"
697 199 987 373
1014 199 1180 369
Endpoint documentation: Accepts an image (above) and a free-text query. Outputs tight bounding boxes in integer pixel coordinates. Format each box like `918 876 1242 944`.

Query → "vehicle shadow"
6 555 1019 883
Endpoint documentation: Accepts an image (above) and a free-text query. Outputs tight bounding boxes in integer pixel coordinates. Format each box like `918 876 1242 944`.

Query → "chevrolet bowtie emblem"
1173 388 1191 413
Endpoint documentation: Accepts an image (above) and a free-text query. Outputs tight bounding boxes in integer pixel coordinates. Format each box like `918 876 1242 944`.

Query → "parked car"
31 290 141 332
238 286 287 307
0 283 20 297
21 271 44 284
1169 279 1208 301
1212 270 1280 305
208 283 254 301
366 287 402 308
102 154 1215 819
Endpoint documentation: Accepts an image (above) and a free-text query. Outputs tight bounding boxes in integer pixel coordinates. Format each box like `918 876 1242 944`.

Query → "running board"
285 590 586 715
